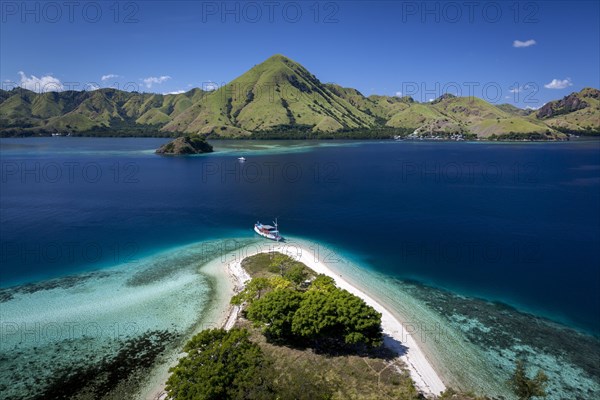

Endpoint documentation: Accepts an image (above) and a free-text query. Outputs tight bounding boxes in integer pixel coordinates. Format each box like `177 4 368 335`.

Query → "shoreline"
141 239 446 398
2 135 592 142
140 247 252 400
226 241 447 397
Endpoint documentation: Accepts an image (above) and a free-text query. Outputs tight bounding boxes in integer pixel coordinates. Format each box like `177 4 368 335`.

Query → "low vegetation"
234 253 382 349
165 328 272 400
244 273 383 349
165 253 546 400
247 125 412 140
166 253 422 399
487 132 552 141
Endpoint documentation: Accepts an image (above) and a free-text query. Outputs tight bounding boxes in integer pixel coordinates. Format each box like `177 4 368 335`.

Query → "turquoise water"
1 137 599 398
285 236 600 398
0 237 258 399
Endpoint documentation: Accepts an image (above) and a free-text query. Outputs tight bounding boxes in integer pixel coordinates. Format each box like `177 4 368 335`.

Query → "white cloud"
85 83 100 91
544 78 573 89
513 39 536 48
18 71 63 92
395 91 402 97
142 75 171 88
164 90 186 95
509 87 522 93
101 74 120 81
525 104 545 110
203 81 219 91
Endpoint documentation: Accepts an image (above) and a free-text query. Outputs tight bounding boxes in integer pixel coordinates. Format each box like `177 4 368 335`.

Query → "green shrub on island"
267 253 294 275
291 286 383 347
242 252 314 280
267 253 309 286
284 264 309 286
166 326 333 400
231 253 313 305
231 276 287 305
307 274 336 292
241 273 383 348
165 328 273 400
232 254 382 348
246 289 304 339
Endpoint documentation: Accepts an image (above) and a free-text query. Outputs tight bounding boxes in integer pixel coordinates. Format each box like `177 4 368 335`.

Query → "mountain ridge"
1 55 598 138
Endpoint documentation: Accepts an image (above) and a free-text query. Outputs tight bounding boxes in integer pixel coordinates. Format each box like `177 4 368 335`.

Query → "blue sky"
1 1 599 107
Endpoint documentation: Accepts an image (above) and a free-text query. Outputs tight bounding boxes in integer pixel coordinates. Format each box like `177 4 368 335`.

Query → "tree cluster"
240 273 383 348
165 328 273 400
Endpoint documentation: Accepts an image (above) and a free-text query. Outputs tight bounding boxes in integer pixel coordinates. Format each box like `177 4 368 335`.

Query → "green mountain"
162 54 376 136
334 91 560 138
1 55 598 139
0 88 206 135
535 88 600 134
427 94 555 138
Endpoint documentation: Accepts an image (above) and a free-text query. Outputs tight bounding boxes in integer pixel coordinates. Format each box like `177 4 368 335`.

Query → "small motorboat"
238 157 246 162
254 219 282 241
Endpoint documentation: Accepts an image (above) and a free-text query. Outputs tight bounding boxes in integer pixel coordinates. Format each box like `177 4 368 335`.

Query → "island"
142 243 549 400
155 136 213 155
161 249 439 399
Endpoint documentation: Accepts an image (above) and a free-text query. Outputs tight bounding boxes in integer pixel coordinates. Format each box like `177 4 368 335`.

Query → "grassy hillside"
162 54 377 136
0 88 204 136
386 102 447 129
1 56 597 139
369 95 414 118
536 88 600 134
428 95 558 138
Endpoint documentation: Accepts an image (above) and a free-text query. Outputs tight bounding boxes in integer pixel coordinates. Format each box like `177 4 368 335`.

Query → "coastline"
142 239 446 398
140 246 252 400
241 242 447 396
9 236 595 399
225 241 447 396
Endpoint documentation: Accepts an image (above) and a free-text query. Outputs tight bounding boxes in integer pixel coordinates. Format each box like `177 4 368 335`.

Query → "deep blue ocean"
1 137 599 335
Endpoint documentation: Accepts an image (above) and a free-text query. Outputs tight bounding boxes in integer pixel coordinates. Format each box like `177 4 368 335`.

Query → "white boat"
254 219 282 241
238 157 246 162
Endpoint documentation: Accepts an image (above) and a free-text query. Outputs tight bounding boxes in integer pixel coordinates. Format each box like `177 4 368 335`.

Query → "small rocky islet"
155 136 213 155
